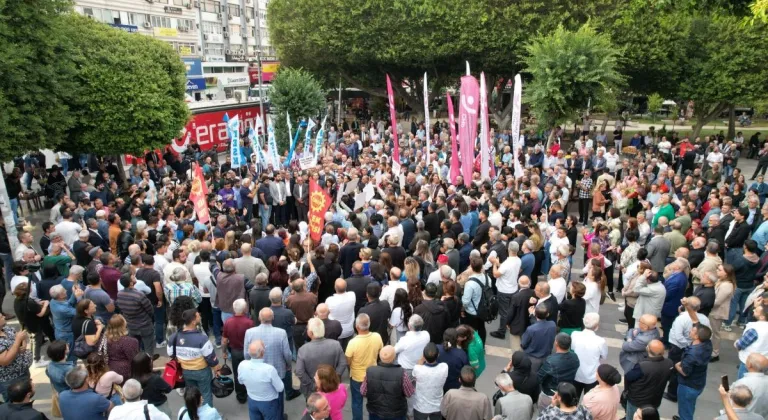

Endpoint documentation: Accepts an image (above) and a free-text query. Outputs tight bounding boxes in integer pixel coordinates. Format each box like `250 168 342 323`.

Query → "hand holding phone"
722 375 730 392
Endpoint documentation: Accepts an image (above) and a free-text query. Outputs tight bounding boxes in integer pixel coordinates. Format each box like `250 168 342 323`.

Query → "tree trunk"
692 102 728 140
691 120 707 140
546 128 556 150
601 115 610 134
727 104 736 140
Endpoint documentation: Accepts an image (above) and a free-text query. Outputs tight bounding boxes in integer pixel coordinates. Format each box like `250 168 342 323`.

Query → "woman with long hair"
131 352 172 417
269 259 290 290
314 364 347 420
592 179 610 220
413 240 434 270
403 257 420 282
178 386 222 420
457 324 485 377
407 277 423 309
712 264 736 358
86 352 124 405
105 314 140 381
436 328 469 393
584 264 604 315
389 289 413 343
559 281 587 335
441 280 461 327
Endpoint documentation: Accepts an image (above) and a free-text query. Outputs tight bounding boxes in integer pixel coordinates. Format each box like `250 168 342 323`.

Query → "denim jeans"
259 205 272 231
212 307 223 344
661 315 676 347
728 286 754 325
154 304 166 345
221 311 233 324
738 362 748 379
350 379 363 420
0 252 13 294
183 368 214 407
369 415 406 420
677 384 703 420
247 396 281 420
625 401 638 420
9 198 18 226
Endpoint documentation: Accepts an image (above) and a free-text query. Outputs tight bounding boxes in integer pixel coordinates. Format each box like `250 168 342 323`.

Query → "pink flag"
386 74 401 165
459 75 479 187
447 93 460 184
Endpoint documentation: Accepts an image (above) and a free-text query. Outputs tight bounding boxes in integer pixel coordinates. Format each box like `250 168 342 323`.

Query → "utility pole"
0 169 19 251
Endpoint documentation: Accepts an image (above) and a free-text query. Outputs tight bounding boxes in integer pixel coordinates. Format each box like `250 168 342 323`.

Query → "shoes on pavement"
489 331 506 339
286 391 302 401
723 324 733 332
156 341 167 348
33 358 50 368
618 319 628 324
663 392 678 403
710 355 720 363
176 388 185 396
617 304 625 311
607 292 616 302
237 399 247 404
152 354 160 361
673 416 681 420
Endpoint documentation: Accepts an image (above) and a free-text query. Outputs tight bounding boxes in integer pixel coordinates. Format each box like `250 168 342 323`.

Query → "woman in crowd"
314 364 347 420
441 280 461 327
164 267 202 307
504 351 540 404
559 281 587 335
178 386 222 420
457 324 485 378
622 259 652 329
437 328 469 393
13 282 51 366
132 352 173 417
72 298 105 360
86 352 124 405
407 277 423 309
583 364 622 420
711 264 736 359
389 289 412 343
105 314 140 381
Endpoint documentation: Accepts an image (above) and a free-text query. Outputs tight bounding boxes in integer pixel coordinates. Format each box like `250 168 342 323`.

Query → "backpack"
469 274 498 322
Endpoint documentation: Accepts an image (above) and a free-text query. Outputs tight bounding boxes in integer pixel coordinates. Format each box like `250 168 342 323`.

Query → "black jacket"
423 212 440 240
117 231 133 261
507 351 541 404
409 231 431 253
365 363 408 418
0 402 48 420
248 286 271 325
625 355 674 408
338 242 364 278
506 288 536 335
725 220 751 249
414 300 451 344
345 274 373 315
473 221 491 247
359 299 391 345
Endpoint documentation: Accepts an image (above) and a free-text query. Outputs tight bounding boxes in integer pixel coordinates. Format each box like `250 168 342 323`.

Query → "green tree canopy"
647 93 664 122
268 68 326 151
522 24 624 145
0 0 77 162
60 15 189 156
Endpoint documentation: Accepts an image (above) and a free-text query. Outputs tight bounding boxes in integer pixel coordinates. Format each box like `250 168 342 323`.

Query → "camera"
24 262 41 273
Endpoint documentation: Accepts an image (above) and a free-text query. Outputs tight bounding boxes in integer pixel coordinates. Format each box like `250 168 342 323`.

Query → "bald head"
258 308 274 324
316 303 330 319
746 353 768 373
648 339 665 357
334 279 347 293
248 340 265 359
379 346 396 364
518 276 531 289
639 314 657 331
241 243 252 254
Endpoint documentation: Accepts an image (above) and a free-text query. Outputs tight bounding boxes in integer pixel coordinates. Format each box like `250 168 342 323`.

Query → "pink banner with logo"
386 74 401 165
447 93 460 184
459 75 479 187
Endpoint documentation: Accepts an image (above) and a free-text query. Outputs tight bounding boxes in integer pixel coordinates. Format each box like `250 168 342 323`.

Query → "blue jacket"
529 152 544 168
678 340 713 390
521 319 556 359
520 253 535 279
662 271 687 317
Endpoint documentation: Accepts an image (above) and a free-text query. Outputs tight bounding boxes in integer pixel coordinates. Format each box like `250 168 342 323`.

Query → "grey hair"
355 313 370 331
307 393 326 415
458 232 469 243
440 265 453 278
443 238 455 250
495 372 513 389
469 249 481 258
557 244 570 256
49 285 67 300
222 259 236 273
508 241 520 255
269 287 282 304
731 384 754 408
255 272 268 285
408 314 424 332
583 313 600 330
523 240 534 251
65 366 89 389
233 299 247 315
417 220 425 230
122 379 143 402
308 317 325 338
69 265 85 277
170 267 187 283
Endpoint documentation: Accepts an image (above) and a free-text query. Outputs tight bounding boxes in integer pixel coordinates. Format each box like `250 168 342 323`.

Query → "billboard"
248 61 280 84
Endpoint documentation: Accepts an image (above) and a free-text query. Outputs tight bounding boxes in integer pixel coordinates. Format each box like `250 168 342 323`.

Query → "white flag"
511 74 524 179
267 116 281 168
423 72 431 169
304 118 316 154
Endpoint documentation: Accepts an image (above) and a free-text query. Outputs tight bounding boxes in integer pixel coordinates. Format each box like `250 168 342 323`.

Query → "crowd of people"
0 117 766 420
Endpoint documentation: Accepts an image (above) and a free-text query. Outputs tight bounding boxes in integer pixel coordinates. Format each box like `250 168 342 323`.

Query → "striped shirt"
579 178 593 199
167 329 218 371
116 288 154 331
164 282 202 306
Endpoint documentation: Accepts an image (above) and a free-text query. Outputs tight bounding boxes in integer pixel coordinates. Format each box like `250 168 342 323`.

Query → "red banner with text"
308 178 332 244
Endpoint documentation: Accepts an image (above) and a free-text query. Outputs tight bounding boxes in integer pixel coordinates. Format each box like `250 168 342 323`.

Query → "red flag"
459 75 479 187
189 164 210 224
386 74 401 165
308 178 332 244
447 93 460 185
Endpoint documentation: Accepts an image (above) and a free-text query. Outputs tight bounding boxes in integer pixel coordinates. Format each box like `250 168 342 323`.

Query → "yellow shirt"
344 332 383 382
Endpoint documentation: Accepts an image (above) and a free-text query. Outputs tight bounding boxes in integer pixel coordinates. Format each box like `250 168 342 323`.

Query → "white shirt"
163 261 189 284
427 267 455 285
107 400 170 420
543 155 557 170
584 279 601 314
153 254 169 276
381 281 407 309
549 235 570 259
117 280 152 295
394 330 431 369
605 153 619 172
489 212 503 230
571 329 608 384
669 312 711 348
326 291 356 339
11 275 37 299
658 140 672 154
496 256 521 295
412 362 449 414
14 244 34 262
549 277 567 304
707 151 723 165
54 221 82 247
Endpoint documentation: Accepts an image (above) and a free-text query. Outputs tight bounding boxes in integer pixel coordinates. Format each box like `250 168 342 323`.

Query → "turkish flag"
308 178 332 244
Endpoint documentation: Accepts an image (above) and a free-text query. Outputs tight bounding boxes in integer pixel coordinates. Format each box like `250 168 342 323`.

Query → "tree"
522 24 624 147
647 93 664 122
0 0 78 163
268 68 326 151
60 15 189 157
677 15 768 139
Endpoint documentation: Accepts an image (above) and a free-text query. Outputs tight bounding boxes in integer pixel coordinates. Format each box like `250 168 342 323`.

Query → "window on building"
173 0 185 5
156 0 168 3
246 7 254 18
228 4 240 17
82 7 94 17
229 24 241 35
214 1 221 13
151 15 172 28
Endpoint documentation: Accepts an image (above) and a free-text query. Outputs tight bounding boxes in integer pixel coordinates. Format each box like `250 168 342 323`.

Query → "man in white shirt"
54 209 82 248
412 342 449 419
107 379 170 420
394 315 431 370
571 313 608 397
426 257 455 286
547 265 567 304
380 267 407 309
325 278 357 347
549 227 570 263
489 241 521 340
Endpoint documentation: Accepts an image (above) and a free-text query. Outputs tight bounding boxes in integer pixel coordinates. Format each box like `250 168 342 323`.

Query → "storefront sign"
183 58 203 77
205 55 226 62
219 74 250 87
164 6 184 14
153 27 178 37
186 78 207 91
172 104 264 152
108 24 139 33
225 53 247 62
248 61 280 83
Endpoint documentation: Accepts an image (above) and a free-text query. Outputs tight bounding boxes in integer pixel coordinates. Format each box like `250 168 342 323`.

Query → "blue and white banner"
303 117 316 154
249 127 268 169
314 115 328 159
267 116 281 168
285 113 300 166
224 113 241 168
